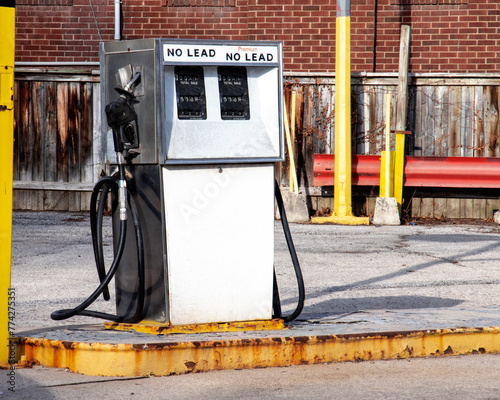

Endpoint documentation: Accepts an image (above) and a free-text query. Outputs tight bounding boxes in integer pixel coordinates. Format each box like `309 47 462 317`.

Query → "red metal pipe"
313 154 500 189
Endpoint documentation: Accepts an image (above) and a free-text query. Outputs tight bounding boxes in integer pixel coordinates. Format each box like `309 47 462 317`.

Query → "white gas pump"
51 39 304 327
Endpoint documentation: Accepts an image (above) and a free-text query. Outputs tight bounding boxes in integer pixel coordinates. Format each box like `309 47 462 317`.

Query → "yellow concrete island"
16 326 500 377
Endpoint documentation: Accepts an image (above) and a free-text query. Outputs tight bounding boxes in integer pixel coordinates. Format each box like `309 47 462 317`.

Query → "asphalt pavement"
2 211 500 399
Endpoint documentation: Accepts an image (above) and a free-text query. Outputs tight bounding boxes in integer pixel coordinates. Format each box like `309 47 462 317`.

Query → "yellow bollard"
289 91 297 193
0 1 15 367
311 0 368 225
284 103 299 194
384 94 392 197
394 131 406 212
379 151 395 198
379 93 395 198
373 92 400 226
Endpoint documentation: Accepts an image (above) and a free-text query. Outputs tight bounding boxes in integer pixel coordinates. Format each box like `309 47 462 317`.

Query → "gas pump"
52 39 304 327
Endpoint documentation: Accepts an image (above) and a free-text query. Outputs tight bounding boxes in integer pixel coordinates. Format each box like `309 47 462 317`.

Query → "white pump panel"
163 164 274 325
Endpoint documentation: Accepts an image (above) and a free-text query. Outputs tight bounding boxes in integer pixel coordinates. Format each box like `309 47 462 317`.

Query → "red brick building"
14 0 500 73
11 0 500 218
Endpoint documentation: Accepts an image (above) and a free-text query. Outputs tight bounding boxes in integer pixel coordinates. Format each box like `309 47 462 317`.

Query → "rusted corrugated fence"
12 71 500 217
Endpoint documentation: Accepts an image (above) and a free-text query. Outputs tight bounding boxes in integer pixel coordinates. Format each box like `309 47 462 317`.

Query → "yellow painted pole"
379 94 395 199
394 132 405 206
289 91 297 193
312 0 368 225
379 151 395 198
284 104 299 193
334 12 351 217
0 0 15 367
384 93 391 198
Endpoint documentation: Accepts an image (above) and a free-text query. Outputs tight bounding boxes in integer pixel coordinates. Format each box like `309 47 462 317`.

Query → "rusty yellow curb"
15 326 500 377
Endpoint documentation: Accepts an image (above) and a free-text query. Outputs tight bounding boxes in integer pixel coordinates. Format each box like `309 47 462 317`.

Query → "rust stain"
184 361 196 370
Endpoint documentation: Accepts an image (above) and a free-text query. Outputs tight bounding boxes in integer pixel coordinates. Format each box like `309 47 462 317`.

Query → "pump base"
311 214 370 225
104 319 285 335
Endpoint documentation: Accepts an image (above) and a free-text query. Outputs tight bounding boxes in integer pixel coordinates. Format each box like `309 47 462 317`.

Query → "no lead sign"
163 43 280 65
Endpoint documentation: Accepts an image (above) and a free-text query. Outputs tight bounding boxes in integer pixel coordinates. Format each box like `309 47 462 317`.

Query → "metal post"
394 25 411 214
0 0 15 367
114 0 121 40
312 0 369 225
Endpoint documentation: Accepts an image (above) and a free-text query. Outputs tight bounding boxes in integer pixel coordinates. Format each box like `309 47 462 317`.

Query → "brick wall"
14 0 500 72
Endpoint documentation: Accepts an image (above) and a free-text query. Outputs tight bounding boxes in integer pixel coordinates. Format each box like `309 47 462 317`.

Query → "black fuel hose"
51 173 300 323
273 179 305 322
51 165 145 322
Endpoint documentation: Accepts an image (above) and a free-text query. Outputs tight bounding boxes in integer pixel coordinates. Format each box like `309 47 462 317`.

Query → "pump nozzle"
105 71 141 158
124 72 141 94
105 96 139 154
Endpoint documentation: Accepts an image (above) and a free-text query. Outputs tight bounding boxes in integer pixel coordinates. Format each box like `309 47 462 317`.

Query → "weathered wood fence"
13 69 103 211
282 73 500 219
13 70 500 218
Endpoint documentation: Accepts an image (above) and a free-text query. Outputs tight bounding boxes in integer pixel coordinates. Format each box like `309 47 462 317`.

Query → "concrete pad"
277 189 309 223
8 211 500 385
16 325 500 377
372 197 400 225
